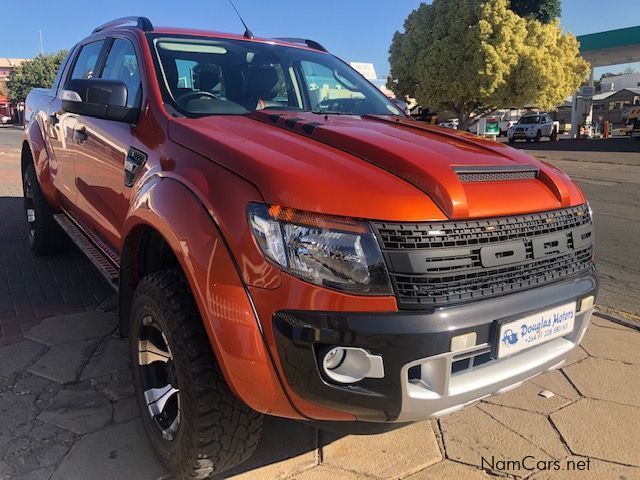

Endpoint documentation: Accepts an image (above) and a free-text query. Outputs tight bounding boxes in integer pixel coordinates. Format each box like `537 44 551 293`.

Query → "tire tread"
131 270 263 479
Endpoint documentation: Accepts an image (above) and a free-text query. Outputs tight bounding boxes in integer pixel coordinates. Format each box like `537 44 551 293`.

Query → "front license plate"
498 302 576 358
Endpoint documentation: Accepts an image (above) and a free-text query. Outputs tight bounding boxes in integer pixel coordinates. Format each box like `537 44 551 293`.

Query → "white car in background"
507 113 557 143
438 118 459 129
0 115 12 125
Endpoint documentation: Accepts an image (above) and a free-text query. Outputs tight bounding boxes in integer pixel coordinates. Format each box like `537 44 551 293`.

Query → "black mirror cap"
62 78 139 123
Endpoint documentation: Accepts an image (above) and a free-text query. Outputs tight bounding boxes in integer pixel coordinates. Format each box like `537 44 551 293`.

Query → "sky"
2 0 639 79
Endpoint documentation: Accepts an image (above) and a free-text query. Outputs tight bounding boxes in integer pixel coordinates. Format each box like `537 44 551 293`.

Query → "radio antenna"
227 0 254 39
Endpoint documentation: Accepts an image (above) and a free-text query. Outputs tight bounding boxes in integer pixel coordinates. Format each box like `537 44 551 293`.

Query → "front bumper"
272 271 596 422
509 129 537 139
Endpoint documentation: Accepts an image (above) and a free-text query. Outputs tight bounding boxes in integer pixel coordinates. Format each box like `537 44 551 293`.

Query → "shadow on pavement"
219 417 324 478
0 197 112 345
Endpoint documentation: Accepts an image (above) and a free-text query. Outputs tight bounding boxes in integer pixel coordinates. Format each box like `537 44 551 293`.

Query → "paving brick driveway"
0 127 112 346
1 127 639 479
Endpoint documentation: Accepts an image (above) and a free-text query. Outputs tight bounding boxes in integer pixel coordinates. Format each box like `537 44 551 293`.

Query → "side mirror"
61 78 139 123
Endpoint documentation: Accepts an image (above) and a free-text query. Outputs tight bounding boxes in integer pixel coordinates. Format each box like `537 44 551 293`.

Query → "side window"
175 59 198 89
70 41 105 80
52 48 75 92
101 39 142 108
300 60 366 111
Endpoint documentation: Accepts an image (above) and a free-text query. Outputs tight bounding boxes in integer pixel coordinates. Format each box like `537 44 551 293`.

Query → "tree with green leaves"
387 0 588 129
7 50 67 104
509 0 561 24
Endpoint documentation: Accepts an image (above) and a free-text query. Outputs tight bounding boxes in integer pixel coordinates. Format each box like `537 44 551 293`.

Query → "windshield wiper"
311 110 357 116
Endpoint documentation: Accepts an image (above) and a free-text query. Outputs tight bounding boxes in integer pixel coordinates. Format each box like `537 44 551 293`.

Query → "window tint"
70 41 105 80
101 39 141 108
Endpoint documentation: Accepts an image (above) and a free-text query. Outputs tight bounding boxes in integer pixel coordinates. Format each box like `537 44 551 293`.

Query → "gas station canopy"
577 26 640 67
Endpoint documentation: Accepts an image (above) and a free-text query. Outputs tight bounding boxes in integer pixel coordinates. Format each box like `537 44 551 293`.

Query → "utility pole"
39 30 44 55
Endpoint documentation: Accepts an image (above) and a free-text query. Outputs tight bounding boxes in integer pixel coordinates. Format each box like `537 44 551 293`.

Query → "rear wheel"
130 270 263 479
22 164 66 254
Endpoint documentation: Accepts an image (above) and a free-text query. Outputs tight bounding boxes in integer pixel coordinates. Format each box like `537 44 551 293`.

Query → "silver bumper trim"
394 307 593 422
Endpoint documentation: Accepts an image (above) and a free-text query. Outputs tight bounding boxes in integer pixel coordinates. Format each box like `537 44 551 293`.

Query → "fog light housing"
578 295 595 312
322 347 384 384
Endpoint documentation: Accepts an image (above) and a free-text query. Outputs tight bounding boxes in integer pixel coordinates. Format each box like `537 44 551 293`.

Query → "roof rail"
92 16 153 34
272 37 327 52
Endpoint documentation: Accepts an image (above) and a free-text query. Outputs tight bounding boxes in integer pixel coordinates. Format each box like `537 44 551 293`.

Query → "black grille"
372 205 594 309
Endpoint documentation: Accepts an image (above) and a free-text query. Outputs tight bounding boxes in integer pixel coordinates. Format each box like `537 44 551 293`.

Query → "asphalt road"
2 126 639 319
509 137 640 320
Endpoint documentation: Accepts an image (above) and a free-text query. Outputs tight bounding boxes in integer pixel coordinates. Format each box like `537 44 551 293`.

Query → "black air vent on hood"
453 165 539 182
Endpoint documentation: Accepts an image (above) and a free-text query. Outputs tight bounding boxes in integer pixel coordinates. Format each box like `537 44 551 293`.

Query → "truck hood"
168 111 584 220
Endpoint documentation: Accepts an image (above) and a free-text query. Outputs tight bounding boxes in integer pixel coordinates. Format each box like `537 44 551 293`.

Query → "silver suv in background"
508 113 557 143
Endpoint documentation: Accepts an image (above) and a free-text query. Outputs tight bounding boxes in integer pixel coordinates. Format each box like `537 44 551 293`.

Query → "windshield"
518 116 540 124
148 34 402 117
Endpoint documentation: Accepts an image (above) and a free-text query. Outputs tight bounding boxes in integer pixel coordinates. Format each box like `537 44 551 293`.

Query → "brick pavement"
0 310 638 480
0 130 112 345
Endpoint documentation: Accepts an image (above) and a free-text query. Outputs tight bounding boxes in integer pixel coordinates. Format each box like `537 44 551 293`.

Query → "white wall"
601 73 640 92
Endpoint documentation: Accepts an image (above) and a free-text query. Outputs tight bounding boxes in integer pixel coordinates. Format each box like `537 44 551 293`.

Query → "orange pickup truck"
22 17 596 478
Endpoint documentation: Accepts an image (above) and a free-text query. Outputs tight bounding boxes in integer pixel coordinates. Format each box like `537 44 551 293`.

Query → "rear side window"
101 39 142 108
70 41 105 80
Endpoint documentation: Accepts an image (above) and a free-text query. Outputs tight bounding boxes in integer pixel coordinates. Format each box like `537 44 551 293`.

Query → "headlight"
248 203 392 295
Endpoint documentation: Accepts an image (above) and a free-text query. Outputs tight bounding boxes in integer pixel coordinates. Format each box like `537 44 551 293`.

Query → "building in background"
0 58 28 121
591 88 640 125
601 73 640 92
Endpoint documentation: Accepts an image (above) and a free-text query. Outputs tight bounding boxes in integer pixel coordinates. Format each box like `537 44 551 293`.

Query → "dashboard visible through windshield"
148 34 402 118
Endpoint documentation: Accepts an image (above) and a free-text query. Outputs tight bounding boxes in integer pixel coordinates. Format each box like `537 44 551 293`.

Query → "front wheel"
534 130 542 143
130 271 263 479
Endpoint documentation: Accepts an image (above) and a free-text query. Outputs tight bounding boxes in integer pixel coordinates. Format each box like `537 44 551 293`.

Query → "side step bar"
53 214 119 290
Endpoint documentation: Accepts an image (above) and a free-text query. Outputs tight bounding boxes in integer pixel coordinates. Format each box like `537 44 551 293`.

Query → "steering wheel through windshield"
177 91 219 107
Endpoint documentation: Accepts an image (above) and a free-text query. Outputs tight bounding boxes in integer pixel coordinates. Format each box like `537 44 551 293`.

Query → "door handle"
75 127 88 143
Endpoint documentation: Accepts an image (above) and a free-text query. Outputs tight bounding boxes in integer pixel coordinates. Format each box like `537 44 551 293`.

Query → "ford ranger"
22 17 596 479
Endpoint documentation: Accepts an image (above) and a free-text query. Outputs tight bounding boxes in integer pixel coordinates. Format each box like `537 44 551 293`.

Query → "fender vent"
125 147 148 187
454 165 539 182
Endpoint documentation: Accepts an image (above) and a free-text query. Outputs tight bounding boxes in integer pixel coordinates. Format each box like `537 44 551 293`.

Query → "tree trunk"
457 111 475 132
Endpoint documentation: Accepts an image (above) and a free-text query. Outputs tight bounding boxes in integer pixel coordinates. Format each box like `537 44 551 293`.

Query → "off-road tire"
22 164 66 254
130 270 263 479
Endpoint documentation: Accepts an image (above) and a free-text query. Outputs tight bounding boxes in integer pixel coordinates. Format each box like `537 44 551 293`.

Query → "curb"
594 307 640 332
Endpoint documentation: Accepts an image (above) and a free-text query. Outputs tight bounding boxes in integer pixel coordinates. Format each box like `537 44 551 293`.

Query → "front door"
46 41 105 211
73 37 143 253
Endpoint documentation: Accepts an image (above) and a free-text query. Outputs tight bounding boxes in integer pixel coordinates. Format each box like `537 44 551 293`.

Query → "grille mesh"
456 170 537 182
372 205 594 308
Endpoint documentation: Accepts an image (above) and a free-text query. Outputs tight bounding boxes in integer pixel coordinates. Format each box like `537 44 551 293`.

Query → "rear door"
72 36 143 253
